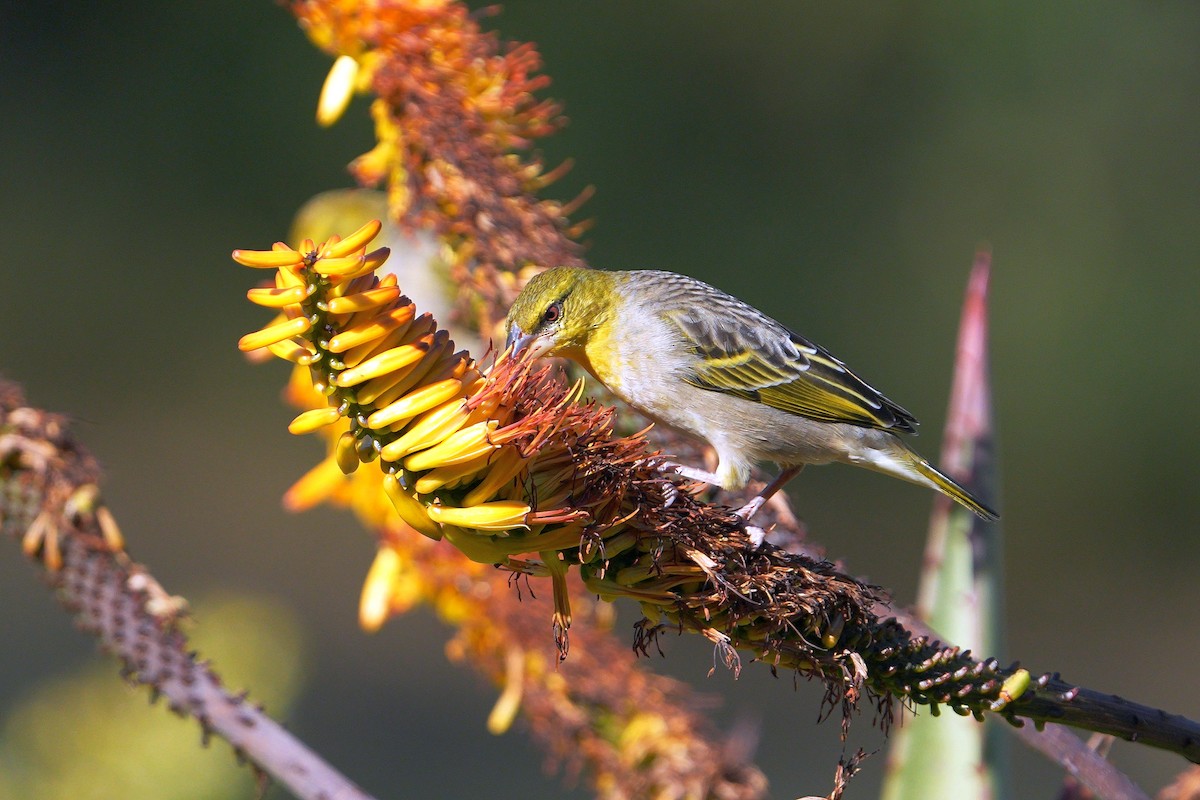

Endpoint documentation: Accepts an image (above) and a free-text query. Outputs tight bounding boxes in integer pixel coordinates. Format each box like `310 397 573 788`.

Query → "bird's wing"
661 296 918 434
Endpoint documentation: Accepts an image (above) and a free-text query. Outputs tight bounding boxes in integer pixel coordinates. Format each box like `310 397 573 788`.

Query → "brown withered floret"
291 0 587 332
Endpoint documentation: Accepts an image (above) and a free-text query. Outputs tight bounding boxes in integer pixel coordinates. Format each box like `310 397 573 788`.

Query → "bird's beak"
505 325 551 360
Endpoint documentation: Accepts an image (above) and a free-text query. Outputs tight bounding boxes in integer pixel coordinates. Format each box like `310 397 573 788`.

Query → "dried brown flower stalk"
0 380 379 800
237 225 1200 770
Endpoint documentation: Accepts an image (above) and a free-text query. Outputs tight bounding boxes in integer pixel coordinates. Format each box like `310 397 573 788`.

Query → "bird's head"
505 266 614 361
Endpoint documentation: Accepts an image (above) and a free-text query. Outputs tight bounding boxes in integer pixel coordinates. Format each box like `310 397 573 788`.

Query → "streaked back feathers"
622 270 918 434
509 267 916 433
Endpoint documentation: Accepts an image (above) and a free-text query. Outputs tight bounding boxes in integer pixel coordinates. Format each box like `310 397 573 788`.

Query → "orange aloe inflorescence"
290 0 588 334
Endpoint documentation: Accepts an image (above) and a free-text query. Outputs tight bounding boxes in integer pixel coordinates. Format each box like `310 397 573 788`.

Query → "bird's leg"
634 458 708 508
645 461 801 550
636 459 722 509
735 465 804 520
658 461 723 486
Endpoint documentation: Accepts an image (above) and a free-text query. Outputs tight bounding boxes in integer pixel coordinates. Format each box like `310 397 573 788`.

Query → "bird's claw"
638 458 767 547
742 524 767 549
639 456 681 476
733 496 766 520
729 498 769 548
657 478 680 508
635 457 683 508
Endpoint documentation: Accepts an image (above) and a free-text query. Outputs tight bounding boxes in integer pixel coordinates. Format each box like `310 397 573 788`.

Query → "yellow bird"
505 266 998 524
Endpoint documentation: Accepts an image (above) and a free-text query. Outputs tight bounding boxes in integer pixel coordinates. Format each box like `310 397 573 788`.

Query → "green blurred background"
2 2 1198 797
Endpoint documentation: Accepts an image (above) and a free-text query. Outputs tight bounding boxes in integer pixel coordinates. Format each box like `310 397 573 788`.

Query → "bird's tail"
859 438 999 521
910 457 999 521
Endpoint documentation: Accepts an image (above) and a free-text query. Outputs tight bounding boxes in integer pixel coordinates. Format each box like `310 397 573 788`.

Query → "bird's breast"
584 305 698 419
576 315 623 392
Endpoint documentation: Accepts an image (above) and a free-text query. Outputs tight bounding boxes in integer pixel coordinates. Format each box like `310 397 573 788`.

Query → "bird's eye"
542 302 562 324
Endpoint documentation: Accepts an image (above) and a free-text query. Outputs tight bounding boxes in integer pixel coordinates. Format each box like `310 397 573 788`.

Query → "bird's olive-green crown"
505 266 617 354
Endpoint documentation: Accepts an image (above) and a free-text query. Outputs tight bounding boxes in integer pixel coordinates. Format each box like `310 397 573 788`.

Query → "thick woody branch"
1008 678 1200 764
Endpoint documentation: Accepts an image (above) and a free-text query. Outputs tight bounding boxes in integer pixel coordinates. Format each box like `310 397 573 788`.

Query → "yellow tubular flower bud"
358 545 399 633
246 285 309 308
267 338 315 364
334 336 436 388
311 253 368 278
461 446 528 507
319 232 341 251
335 431 360 474
283 456 347 513
382 473 442 540
325 251 388 283
325 285 400 314
412 449 496 494
486 648 525 735
327 304 416 353
392 378 495 445
365 336 454 407
339 312 426 371
238 315 313 352
402 419 498 472
321 218 382 259
378 397 472 462
360 247 391 274
95 505 125 552
427 500 531 531
317 54 359 128
990 668 1032 712
288 406 343 435
365 363 472 430
231 248 305 268
22 513 56 569
357 331 448 405
274 264 306 289
326 271 380 304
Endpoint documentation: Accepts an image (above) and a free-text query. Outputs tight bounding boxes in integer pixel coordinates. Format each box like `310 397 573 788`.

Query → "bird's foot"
653 477 679 508
742 524 767 548
654 460 722 487
640 460 772 548
634 458 684 508
729 488 770 550
733 495 768 520
636 458 721 508
733 465 804 524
